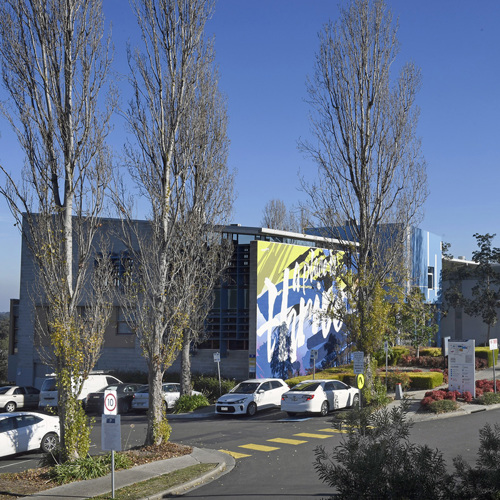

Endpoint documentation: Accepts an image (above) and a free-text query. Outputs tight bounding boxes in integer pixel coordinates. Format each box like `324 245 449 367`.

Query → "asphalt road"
1 406 499 500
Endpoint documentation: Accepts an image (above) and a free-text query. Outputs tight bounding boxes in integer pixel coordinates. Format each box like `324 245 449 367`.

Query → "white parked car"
281 379 359 417
39 373 122 410
131 383 201 412
0 412 60 457
0 386 40 412
215 378 289 416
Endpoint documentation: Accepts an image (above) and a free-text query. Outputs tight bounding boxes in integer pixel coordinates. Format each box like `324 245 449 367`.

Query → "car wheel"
246 402 257 416
5 402 16 413
41 432 59 453
286 412 297 417
352 394 360 408
319 400 329 416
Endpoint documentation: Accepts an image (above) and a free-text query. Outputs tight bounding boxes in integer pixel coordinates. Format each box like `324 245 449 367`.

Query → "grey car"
0 386 40 412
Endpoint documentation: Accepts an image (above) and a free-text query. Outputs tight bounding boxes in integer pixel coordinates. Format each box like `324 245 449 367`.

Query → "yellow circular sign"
357 374 365 389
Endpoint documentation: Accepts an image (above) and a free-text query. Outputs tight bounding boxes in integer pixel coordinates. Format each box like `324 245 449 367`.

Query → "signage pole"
112 450 115 498
102 389 119 499
310 350 318 380
490 339 498 394
384 341 388 389
214 352 221 395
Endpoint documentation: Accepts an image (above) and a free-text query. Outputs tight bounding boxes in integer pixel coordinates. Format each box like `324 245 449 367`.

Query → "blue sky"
1 0 499 311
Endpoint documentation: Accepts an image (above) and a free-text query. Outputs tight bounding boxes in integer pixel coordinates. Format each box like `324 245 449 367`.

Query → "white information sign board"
104 389 118 416
352 351 364 375
213 352 220 363
101 415 122 451
490 338 498 351
448 340 475 396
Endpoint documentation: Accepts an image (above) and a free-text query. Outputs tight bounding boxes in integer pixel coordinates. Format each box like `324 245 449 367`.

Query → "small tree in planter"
400 288 439 357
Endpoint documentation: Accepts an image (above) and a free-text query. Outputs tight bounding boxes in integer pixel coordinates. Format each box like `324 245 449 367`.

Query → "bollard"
395 383 403 400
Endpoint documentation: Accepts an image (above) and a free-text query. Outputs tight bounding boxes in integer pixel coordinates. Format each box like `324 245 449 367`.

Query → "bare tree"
121 0 233 446
0 0 115 460
300 0 428 378
261 199 302 233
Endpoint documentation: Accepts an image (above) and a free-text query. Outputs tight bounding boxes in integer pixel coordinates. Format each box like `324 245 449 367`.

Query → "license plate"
220 406 228 411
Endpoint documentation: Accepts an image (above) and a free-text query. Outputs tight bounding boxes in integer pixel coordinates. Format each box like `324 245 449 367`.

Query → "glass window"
428 267 435 289
0 418 15 432
228 289 238 309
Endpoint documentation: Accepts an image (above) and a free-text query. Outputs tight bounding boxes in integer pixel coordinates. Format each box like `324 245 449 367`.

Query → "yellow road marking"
267 438 308 445
219 449 251 459
318 428 348 434
294 432 331 439
239 443 280 452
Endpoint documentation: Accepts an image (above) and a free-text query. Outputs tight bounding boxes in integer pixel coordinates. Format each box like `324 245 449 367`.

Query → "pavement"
22 366 500 499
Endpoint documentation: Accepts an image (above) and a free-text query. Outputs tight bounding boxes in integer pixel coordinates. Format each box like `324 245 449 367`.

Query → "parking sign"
104 390 118 415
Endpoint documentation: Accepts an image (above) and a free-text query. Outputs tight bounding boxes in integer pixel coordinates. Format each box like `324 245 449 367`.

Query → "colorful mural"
255 241 347 378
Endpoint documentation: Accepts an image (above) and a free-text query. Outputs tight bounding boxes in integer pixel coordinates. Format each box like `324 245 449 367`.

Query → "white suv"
39 373 122 410
215 378 289 416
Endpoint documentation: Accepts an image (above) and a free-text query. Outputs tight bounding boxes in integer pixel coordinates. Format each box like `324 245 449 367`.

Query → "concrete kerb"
23 447 235 500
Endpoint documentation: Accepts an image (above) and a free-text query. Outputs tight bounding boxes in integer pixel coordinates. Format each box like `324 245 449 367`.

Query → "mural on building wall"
255 241 348 378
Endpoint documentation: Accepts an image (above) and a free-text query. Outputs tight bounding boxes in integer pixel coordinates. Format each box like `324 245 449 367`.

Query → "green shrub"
286 371 355 388
362 376 390 408
48 453 133 484
385 371 411 391
475 347 499 367
192 375 236 402
453 423 500 498
315 401 453 499
375 346 411 367
173 393 210 413
391 346 411 365
408 371 444 390
428 399 459 413
478 392 500 405
419 347 442 357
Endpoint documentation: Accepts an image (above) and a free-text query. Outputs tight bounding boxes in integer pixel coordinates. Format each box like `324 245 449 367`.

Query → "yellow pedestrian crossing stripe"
239 443 280 452
318 428 348 434
267 437 308 445
294 432 331 439
219 449 251 459
220 430 336 459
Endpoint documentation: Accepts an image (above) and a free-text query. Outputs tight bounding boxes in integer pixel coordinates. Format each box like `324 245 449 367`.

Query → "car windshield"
290 382 322 392
230 382 259 394
0 387 12 395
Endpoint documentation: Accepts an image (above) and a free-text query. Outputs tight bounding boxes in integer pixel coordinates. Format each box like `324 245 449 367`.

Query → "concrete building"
8 219 443 387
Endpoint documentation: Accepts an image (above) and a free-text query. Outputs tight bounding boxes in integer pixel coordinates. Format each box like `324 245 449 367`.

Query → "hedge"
407 371 444 390
475 347 499 367
285 371 356 388
419 347 442 357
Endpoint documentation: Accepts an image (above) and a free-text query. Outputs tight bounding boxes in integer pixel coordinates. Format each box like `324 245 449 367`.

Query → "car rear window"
290 382 322 392
41 378 57 391
0 387 12 395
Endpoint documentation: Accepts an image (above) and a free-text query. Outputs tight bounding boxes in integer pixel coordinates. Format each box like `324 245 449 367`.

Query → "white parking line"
0 458 37 469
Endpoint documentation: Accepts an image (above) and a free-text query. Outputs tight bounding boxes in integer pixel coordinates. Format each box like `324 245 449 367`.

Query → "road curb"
140 448 235 499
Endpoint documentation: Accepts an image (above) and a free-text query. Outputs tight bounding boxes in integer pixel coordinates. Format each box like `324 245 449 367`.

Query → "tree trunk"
180 331 192 396
145 363 164 446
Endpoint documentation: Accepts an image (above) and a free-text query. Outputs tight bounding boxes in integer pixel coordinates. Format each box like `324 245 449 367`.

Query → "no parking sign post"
102 390 121 498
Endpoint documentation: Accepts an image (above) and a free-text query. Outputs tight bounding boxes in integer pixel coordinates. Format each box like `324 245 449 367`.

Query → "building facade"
8 221 442 387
